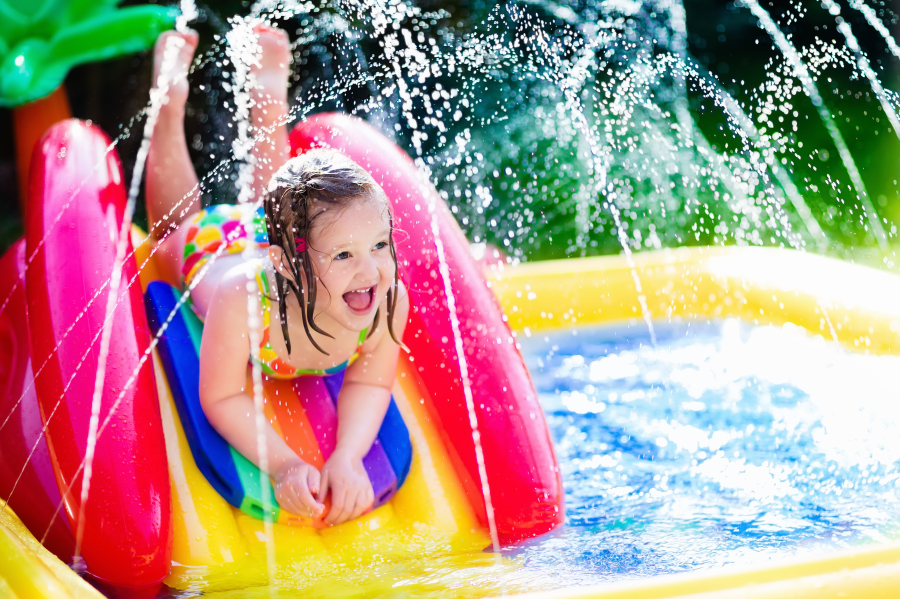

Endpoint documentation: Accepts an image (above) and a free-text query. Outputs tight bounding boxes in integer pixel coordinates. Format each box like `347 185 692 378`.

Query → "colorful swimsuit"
182 204 270 287
182 203 367 380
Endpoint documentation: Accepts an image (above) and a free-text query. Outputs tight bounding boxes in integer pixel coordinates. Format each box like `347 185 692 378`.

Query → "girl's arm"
318 291 410 525
199 268 323 517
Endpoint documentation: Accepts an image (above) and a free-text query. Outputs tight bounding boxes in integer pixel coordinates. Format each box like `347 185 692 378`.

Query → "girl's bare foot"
250 24 291 114
153 29 199 110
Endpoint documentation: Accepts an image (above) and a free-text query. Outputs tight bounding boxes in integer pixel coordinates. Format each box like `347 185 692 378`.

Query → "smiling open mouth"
343 286 375 312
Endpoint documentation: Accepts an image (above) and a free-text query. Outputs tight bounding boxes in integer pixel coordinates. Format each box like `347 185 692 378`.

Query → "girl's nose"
358 254 379 281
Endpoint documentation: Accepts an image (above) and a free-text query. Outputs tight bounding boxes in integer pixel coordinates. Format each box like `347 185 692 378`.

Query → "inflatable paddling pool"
3 116 900 597
0 115 562 594
483 248 900 598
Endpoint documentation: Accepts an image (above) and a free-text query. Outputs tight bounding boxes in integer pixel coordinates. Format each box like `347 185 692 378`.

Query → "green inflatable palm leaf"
0 0 176 107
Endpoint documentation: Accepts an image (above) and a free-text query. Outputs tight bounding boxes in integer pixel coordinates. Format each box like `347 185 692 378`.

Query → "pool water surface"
512 319 900 585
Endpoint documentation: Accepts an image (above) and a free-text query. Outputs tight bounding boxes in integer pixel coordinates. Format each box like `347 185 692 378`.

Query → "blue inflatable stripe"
144 282 245 508
380 400 412 487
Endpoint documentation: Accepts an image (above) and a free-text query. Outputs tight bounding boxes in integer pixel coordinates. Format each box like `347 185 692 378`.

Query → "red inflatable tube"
290 115 564 543
0 240 76 562
25 120 171 589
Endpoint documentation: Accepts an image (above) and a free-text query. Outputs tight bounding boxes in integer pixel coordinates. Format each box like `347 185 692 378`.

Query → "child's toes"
182 29 200 52
153 29 199 100
154 30 198 73
255 24 291 54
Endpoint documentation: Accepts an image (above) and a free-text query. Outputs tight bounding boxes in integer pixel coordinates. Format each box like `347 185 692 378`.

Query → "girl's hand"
272 459 324 518
318 450 374 526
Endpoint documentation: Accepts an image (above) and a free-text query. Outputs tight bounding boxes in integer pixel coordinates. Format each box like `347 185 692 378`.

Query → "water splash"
226 16 279 595
738 0 888 249
177 0 199 33
821 0 900 147
226 17 261 206
506 5 659 344
848 0 900 62
427 178 502 555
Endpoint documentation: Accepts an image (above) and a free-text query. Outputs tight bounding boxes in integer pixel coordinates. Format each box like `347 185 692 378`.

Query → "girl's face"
305 195 395 332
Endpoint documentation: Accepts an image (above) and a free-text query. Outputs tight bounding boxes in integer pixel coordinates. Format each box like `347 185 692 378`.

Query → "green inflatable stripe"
232 447 281 523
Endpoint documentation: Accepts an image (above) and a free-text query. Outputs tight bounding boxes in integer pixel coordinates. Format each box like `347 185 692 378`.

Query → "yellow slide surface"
0 502 102 599
488 246 900 598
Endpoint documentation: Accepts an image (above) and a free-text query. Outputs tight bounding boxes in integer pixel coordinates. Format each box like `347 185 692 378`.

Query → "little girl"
145 26 408 526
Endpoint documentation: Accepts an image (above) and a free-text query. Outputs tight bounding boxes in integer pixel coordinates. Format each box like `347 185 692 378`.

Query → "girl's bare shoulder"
207 260 267 313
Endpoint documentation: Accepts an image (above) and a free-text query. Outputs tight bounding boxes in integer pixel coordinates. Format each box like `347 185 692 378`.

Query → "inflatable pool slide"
0 114 562 595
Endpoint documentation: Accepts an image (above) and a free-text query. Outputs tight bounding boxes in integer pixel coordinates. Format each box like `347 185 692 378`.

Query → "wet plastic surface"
24 120 171 589
0 240 75 562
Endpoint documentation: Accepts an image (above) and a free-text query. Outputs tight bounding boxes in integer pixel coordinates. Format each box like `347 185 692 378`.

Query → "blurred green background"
0 0 897 265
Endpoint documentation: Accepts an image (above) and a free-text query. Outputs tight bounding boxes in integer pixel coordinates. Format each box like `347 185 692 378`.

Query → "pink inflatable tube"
0 240 76 562
290 114 564 543
24 120 171 589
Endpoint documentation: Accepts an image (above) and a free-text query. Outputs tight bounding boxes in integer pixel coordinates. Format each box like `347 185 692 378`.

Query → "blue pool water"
513 319 900 584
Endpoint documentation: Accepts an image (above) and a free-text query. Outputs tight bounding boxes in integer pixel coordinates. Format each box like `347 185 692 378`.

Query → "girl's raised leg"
146 30 201 283
249 24 292 202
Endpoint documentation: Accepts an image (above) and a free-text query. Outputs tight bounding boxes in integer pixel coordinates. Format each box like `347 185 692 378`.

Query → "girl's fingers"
276 482 304 516
346 488 364 524
337 491 357 525
316 470 329 504
294 476 319 514
350 492 367 521
327 485 348 525
286 480 308 514
282 494 305 517
361 486 374 516
307 467 321 498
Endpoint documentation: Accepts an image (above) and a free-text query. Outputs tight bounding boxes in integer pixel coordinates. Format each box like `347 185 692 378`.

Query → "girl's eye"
335 251 351 260
374 241 388 250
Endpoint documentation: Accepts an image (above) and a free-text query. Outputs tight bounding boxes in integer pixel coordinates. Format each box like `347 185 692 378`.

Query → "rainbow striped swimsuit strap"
251 265 292 378
292 326 368 377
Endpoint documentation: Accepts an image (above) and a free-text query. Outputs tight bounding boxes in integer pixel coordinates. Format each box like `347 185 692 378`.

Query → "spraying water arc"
739 0 889 249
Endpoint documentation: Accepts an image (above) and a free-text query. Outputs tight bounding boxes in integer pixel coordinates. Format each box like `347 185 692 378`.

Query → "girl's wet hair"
263 148 401 355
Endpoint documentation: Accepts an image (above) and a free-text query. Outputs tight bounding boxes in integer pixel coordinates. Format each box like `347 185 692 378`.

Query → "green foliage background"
0 0 897 265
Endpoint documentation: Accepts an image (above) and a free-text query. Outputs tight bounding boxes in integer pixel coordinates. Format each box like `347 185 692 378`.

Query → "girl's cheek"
377 254 395 270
